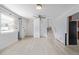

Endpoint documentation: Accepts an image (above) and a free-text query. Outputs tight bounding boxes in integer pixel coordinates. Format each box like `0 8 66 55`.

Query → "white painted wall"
52 17 66 44
26 19 33 36
47 19 52 28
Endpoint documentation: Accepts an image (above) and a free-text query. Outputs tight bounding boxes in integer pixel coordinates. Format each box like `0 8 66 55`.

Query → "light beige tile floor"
0 30 79 55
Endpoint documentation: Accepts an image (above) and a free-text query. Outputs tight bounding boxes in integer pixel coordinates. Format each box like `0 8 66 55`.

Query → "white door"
40 18 47 38
33 18 40 38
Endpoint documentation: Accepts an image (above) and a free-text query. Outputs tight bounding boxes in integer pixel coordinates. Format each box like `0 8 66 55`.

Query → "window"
0 14 15 33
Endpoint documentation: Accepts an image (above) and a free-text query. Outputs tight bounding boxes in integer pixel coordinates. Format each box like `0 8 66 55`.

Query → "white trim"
56 38 65 45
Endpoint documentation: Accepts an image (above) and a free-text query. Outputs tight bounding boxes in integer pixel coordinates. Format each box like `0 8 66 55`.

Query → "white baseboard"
55 36 65 45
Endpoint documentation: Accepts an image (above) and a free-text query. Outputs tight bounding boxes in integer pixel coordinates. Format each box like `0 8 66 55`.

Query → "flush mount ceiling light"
36 4 42 10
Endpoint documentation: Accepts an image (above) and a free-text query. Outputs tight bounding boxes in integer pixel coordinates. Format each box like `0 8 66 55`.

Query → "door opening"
68 16 77 45
69 21 77 45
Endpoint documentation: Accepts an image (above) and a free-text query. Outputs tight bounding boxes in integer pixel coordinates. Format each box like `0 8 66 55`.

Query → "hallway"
0 31 79 55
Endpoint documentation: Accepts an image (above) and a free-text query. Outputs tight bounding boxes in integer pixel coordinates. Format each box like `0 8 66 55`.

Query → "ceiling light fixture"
36 4 42 10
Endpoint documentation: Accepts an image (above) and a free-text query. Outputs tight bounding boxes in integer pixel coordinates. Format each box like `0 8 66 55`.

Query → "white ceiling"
3 4 76 19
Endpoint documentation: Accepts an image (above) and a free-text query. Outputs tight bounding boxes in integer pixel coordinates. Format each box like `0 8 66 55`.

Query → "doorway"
47 27 52 37
68 16 77 45
18 18 22 40
69 21 77 45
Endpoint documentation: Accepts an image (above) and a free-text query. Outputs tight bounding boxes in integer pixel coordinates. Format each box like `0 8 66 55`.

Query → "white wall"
51 5 79 44
40 18 47 37
47 19 52 28
26 19 33 36
52 17 66 44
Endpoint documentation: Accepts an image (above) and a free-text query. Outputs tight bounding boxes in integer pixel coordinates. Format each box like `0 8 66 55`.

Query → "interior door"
69 21 77 45
33 18 40 38
18 18 22 40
